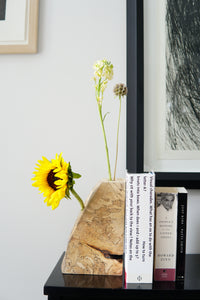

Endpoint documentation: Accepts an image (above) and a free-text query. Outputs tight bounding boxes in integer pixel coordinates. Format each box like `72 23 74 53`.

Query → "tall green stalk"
113 95 122 181
98 102 112 181
113 83 127 181
96 78 112 180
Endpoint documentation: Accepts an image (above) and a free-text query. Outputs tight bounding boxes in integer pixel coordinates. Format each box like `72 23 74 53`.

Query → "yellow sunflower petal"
32 153 70 210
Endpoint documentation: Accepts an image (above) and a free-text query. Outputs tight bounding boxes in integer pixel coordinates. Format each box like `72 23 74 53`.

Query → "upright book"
124 172 155 287
154 187 187 281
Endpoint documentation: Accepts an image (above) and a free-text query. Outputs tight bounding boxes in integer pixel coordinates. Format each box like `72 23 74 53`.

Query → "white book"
124 172 155 286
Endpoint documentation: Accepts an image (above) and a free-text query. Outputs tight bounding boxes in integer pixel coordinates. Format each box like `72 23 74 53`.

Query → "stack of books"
124 172 188 287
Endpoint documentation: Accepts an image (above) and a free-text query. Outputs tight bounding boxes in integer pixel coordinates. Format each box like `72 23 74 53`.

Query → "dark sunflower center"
47 169 59 191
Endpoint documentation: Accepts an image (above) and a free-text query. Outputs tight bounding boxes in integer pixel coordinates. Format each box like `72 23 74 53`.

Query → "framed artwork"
126 0 200 188
0 0 39 54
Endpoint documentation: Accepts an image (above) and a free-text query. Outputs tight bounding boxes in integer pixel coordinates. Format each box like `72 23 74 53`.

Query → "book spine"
124 173 136 287
124 172 155 285
154 191 178 281
124 173 132 288
176 192 187 281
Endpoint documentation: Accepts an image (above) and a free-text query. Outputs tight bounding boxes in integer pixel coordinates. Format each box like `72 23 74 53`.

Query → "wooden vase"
61 179 125 276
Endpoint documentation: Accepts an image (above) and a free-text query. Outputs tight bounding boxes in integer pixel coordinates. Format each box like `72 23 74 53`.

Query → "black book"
154 187 187 281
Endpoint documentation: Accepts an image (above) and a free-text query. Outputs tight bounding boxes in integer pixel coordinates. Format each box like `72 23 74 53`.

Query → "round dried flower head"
113 83 128 97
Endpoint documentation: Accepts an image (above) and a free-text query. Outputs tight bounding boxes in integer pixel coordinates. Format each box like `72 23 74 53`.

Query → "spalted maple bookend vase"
61 179 125 276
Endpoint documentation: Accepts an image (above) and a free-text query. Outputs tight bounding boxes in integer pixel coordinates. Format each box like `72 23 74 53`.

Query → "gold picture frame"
0 0 39 54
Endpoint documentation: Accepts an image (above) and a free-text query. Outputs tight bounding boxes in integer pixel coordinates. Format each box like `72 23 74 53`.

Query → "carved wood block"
61 179 125 275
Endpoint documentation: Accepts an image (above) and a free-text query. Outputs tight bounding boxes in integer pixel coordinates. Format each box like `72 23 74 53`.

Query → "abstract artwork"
127 0 200 186
166 0 200 151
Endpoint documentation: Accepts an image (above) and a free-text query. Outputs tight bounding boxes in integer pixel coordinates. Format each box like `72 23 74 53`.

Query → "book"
154 187 187 281
124 172 155 287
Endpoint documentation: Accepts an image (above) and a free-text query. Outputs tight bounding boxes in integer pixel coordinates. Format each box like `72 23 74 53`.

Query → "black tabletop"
44 252 200 299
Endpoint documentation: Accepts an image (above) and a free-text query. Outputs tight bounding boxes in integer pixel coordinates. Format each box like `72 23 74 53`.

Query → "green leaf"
65 190 71 199
103 112 110 123
72 172 81 179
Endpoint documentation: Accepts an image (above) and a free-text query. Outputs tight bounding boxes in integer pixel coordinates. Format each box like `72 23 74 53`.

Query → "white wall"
0 1 126 300
0 1 199 300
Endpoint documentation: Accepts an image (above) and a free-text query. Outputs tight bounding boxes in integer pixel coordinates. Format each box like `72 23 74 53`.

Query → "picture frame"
126 0 200 188
0 0 39 54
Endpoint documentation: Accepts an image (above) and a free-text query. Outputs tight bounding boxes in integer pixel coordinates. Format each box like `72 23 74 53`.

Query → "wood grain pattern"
61 179 125 275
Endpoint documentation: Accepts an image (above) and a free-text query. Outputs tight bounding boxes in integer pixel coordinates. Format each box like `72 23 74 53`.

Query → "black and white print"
166 0 200 151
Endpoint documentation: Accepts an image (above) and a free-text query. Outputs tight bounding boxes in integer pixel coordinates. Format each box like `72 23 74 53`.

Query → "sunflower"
32 153 84 210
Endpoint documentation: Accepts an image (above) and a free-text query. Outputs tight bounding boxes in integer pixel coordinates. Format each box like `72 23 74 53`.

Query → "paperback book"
124 172 155 287
154 187 187 281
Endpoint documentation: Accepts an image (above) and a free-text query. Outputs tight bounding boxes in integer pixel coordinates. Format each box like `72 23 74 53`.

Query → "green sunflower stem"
71 188 85 211
98 103 112 181
113 95 122 181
